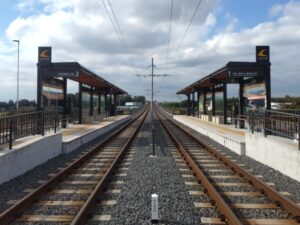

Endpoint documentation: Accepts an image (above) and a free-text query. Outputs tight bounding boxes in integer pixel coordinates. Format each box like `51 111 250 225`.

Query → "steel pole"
13 40 20 110
17 41 19 110
151 57 155 156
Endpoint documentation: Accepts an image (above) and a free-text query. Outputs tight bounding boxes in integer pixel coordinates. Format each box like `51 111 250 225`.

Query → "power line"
101 0 139 75
107 0 132 57
101 0 127 55
177 0 203 51
166 0 174 62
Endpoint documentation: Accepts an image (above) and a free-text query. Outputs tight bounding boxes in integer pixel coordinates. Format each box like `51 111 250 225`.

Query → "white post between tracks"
151 193 158 223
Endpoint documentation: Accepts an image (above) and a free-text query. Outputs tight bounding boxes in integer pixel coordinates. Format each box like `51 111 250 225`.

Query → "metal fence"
0 111 65 149
276 109 300 115
249 110 300 150
0 109 36 118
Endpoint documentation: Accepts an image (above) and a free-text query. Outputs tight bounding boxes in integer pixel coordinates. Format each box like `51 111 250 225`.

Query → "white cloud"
0 0 300 103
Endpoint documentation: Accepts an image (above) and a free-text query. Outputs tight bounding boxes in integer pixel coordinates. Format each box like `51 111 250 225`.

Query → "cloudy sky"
0 0 299 102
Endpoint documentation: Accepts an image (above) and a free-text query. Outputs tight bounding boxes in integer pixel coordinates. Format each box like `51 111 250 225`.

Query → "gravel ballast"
172 115 300 203
0 119 131 214
111 112 203 225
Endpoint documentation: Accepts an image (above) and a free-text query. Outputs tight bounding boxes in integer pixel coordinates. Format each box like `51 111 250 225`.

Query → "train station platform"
62 115 129 153
173 115 246 155
173 114 300 182
0 115 130 185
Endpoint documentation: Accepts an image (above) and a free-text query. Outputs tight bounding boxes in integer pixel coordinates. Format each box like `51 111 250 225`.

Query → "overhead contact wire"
177 0 202 51
101 0 139 75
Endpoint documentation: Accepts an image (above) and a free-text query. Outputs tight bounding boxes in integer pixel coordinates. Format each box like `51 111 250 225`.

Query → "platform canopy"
177 61 269 95
44 62 127 95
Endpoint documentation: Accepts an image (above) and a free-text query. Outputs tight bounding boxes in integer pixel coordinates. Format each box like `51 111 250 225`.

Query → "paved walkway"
174 115 246 143
0 115 128 151
62 115 128 140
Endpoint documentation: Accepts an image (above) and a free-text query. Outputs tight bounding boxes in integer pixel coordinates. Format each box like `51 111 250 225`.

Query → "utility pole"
13 40 20 110
136 58 171 156
151 57 155 156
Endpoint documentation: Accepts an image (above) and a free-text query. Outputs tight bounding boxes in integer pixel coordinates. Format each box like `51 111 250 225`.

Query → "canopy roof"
177 61 270 95
49 62 127 95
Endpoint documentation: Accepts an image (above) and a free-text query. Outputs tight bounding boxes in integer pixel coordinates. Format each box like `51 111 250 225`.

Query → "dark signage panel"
229 71 258 78
43 69 80 78
38 47 52 64
256 46 270 63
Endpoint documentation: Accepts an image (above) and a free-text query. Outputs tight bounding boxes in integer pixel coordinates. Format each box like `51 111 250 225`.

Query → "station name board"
228 71 258 78
43 69 80 78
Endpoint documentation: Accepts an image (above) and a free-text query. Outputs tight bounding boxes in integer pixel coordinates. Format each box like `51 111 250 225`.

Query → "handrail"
249 109 300 150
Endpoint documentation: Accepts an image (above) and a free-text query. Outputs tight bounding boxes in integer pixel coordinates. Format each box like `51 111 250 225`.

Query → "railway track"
155 104 300 225
0 104 149 225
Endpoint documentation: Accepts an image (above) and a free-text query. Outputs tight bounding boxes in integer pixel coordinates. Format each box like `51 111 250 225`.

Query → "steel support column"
187 94 191 116
109 94 112 116
104 93 107 114
212 87 215 116
98 91 101 114
63 78 67 128
78 83 82 124
37 65 43 111
265 64 271 110
113 94 117 116
90 87 93 116
239 80 244 115
192 91 195 117
223 84 227 124
197 91 200 117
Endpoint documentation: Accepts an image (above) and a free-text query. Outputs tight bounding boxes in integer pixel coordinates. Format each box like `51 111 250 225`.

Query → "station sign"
256 46 270 63
43 69 80 78
38 47 52 65
228 71 258 78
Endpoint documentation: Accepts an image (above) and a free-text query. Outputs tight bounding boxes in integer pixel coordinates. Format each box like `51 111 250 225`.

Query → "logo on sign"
38 47 51 64
256 46 269 63
39 50 49 58
258 49 267 58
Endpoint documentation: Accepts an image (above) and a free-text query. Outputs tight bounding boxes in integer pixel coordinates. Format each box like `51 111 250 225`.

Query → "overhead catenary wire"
166 0 174 63
101 0 139 75
177 0 203 51
107 0 132 59
101 0 127 55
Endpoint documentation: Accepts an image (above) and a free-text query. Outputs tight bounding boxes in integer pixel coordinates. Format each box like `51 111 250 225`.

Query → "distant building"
271 102 293 110
116 102 143 112
125 102 143 108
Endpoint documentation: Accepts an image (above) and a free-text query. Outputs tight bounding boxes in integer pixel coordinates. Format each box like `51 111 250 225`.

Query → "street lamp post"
13 40 20 110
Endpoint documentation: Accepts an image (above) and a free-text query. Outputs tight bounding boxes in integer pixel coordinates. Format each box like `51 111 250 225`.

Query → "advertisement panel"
93 93 99 114
82 91 90 115
198 93 204 113
215 91 224 116
206 92 213 115
243 82 266 111
42 78 64 111
100 94 105 113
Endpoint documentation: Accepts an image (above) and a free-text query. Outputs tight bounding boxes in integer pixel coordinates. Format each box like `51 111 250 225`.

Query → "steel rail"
71 103 149 224
0 104 149 225
156 104 300 221
155 106 242 225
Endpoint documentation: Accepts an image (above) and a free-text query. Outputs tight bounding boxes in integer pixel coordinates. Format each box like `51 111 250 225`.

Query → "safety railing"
0 109 36 118
249 110 300 150
0 110 65 150
276 109 300 115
